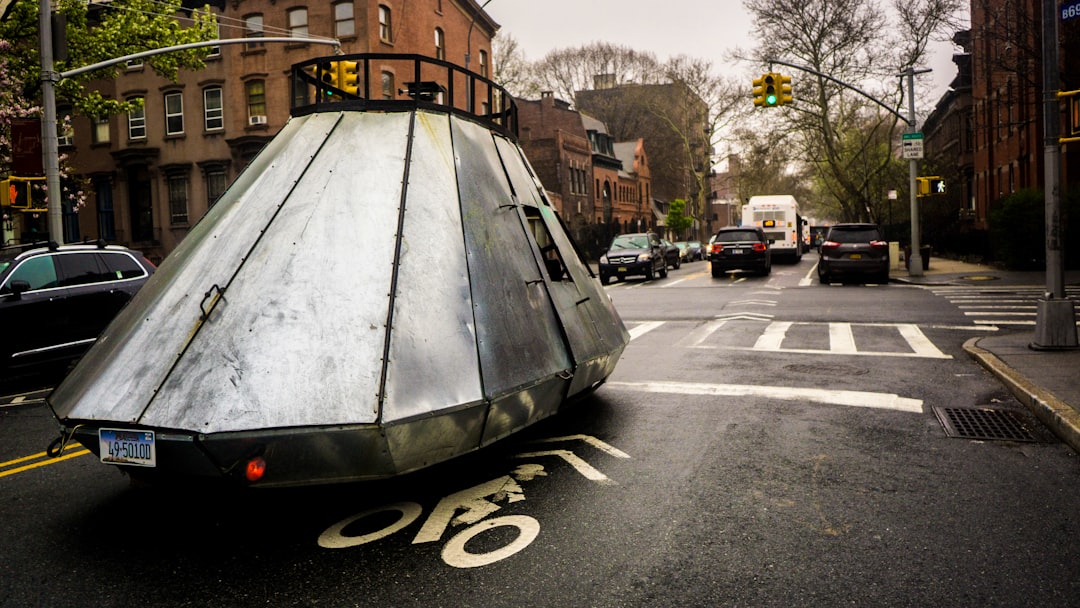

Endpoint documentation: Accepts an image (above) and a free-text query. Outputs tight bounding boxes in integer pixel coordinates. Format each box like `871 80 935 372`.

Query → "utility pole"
1033 0 1078 349
39 0 63 243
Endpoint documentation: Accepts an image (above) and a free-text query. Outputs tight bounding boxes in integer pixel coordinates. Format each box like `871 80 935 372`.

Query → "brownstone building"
60 0 497 262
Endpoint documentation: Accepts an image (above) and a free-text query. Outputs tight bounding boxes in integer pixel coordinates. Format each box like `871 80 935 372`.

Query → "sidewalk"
891 257 1080 453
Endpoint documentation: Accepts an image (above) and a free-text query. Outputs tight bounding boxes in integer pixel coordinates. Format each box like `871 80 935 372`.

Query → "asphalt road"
2 257 1079 607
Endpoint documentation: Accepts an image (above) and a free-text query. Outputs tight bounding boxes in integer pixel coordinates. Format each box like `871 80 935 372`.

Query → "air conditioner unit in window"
249 115 268 126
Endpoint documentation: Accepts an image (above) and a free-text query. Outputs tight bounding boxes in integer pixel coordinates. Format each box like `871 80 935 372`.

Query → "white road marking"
829 322 858 353
958 305 1038 309
730 299 778 306
628 321 665 340
895 324 950 358
800 263 818 286
754 321 792 350
964 311 1037 316
441 515 540 569
678 319 728 348
607 381 923 413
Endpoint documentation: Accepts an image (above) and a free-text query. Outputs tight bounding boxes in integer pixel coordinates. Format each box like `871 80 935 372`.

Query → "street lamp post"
464 0 495 73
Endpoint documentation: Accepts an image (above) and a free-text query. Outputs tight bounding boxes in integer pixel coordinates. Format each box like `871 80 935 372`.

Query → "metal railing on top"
290 53 518 138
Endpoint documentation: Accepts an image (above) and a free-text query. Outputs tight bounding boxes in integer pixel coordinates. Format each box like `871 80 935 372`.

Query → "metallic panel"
141 111 411 432
451 117 572 398
381 111 484 424
480 376 570 445
51 112 344 422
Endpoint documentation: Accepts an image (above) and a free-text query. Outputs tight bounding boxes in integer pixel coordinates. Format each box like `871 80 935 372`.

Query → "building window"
479 50 488 78
203 87 223 131
245 14 264 47
164 91 184 135
167 174 189 224
91 116 110 144
378 5 392 42
128 98 146 140
205 169 227 207
381 71 394 100
207 24 221 57
288 8 308 38
334 2 354 37
246 80 267 119
94 176 115 241
434 27 445 60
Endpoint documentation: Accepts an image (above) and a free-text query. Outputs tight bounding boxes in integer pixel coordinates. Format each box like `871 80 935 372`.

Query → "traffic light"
752 74 766 106
916 176 946 197
338 60 359 96
318 61 340 96
752 72 780 107
777 73 792 105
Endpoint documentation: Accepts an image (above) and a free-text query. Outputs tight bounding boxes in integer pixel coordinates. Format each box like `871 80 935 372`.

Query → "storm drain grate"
933 406 1040 442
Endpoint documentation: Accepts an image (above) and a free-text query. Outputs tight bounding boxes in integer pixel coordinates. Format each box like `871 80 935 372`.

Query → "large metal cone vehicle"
47 55 629 487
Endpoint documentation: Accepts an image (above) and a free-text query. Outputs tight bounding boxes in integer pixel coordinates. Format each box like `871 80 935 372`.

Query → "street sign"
1063 0 1080 21
902 132 924 159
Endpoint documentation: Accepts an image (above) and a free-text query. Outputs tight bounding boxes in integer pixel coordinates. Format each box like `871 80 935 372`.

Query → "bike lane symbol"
317 435 629 568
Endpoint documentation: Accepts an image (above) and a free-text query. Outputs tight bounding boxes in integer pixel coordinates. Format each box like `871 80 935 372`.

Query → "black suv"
817 223 890 284
709 226 772 277
598 232 668 283
0 242 155 377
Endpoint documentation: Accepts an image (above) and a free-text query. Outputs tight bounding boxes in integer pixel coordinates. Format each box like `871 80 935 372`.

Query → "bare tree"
742 0 963 223
525 42 663 103
492 33 537 98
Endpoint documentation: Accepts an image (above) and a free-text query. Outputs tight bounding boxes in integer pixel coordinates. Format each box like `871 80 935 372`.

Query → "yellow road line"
0 446 90 478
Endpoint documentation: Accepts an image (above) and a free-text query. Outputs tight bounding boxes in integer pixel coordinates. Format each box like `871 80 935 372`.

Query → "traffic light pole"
903 67 925 277
766 58 929 276
1033 0 1078 348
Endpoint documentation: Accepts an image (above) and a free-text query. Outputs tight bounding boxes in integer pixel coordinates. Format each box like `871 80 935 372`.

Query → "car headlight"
599 255 608 264
638 253 651 262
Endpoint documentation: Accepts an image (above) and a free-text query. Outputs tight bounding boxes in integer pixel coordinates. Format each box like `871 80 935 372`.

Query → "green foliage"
666 198 694 238
989 189 1045 270
0 0 217 118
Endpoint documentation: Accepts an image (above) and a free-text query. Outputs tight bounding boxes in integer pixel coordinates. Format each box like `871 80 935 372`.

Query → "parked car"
661 239 682 270
709 226 772 277
0 242 156 378
675 241 691 262
817 223 890 284
598 232 668 283
686 240 704 261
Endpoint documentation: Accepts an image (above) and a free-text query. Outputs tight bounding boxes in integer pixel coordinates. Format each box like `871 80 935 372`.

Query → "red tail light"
245 456 267 482
752 243 767 252
870 240 888 249
821 240 840 252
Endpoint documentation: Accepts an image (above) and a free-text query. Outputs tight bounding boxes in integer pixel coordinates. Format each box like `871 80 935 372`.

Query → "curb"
963 337 1080 454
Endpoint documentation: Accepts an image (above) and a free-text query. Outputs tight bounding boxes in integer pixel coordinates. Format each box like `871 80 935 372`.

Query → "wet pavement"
892 257 1080 453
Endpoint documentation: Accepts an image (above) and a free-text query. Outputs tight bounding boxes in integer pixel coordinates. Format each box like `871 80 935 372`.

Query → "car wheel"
674 257 681 270
600 273 610 284
644 266 654 280
819 272 831 284
877 272 890 285
761 265 771 276
659 264 668 278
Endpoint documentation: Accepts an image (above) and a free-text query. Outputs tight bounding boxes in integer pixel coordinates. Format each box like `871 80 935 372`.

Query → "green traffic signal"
764 73 777 106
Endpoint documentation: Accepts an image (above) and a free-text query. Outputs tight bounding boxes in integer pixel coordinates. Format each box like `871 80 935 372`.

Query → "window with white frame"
128 98 146 140
479 50 488 78
167 173 189 224
288 8 308 38
164 91 184 135
203 87 223 131
334 2 354 37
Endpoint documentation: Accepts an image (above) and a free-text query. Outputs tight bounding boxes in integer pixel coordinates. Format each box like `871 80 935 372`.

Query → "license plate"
729 249 742 254
849 253 862 260
617 266 628 272
99 428 156 467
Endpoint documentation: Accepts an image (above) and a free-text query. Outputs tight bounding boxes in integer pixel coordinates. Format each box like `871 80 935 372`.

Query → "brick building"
58 0 497 262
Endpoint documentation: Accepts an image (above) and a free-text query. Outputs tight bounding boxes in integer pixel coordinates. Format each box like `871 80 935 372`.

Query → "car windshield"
689 241 701 247
611 235 649 249
715 230 761 243
675 241 688 248
829 227 881 243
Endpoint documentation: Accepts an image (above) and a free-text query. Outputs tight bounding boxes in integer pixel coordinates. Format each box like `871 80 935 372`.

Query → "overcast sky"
485 0 963 104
